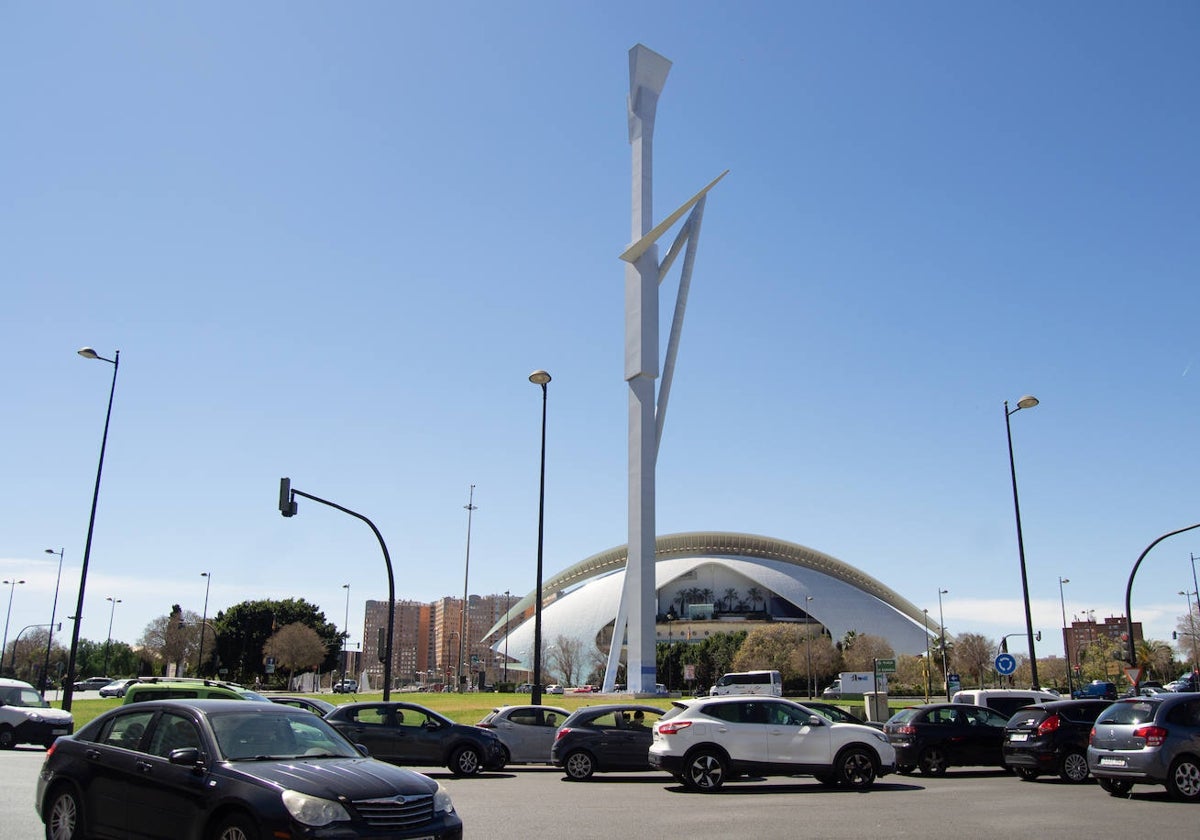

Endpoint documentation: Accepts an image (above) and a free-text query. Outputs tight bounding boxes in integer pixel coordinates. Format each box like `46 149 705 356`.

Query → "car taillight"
476 722 495 728
45 742 58 759
1036 715 1061 736
657 720 693 735
894 724 916 736
554 727 572 741
1133 725 1168 747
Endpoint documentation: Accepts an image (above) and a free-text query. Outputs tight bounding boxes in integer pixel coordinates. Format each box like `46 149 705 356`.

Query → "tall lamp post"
63 347 120 712
502 590 511 685
1058 577 1072 696
101 596 121 676
937 588 950 700
458 485 477 692
1180 590 1199 677
529 370 551 706
42 549 66 695
805 595 814 698
341 583 350 688
197 572 212 677
2 579 26 675
1005 394 1040 689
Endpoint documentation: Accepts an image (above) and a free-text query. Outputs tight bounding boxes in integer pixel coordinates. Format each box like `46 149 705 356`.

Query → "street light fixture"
197 572 212 677
1058 577 1072 696
63 347 120 712
458 485 477 692
938 588 950 700
529 369 551 706
42 548 66 695
101 596 121 676
2 579 26 675
1005 394 1040 689
502 590 511 685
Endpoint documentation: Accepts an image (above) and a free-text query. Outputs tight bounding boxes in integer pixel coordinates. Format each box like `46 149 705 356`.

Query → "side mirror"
355 743 370 756
168 747 202 767
807 715 824 726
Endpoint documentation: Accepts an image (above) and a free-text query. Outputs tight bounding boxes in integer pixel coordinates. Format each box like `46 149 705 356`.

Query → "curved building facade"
487 531 936 673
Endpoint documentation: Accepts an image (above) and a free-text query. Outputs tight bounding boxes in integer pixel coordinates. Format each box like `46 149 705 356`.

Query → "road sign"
875 658 897 674
995 653 1017 676
1124 666 1143 685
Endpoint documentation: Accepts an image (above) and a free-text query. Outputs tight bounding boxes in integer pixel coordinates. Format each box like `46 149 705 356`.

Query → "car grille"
352 794 435 829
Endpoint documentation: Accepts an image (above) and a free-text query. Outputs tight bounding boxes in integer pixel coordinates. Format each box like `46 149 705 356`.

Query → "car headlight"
434 782 455 815
281 790 351 827
27 712 44 723
871 731 890 746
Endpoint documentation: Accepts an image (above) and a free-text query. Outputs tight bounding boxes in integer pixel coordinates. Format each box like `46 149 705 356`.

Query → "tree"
951 633 995 689
263 623 328 685
732 624 837 686
212 598 340 684
137 606 204 676
547 635 584 686
746 587 763 612
722 588 739 611
840 633 894 672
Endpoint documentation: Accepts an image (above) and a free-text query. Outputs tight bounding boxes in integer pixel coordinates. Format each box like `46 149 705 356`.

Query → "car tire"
210 812 259 840
836 747 878 789
896 764 915 776
682 749 727 792
1058 750 1089 784
1015 767 1039 781
1166 756 1200 802
814 772 840 787
500 745 512 766
564 750 595 781
1099 777 1133 797
918 746 947 776
449 745 482 776
44 786 83 840
0 726 16 750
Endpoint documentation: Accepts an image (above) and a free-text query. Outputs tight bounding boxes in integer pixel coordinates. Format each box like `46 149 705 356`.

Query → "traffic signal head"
279 477 297 517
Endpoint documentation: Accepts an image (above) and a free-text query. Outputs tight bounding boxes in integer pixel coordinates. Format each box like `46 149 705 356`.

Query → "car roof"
490 704 569 713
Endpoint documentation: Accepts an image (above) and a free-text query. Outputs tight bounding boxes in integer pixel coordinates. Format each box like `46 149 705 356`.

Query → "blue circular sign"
995 653 1017 675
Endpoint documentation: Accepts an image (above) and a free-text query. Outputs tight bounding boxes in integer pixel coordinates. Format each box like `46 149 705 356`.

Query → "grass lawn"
52 691 680 730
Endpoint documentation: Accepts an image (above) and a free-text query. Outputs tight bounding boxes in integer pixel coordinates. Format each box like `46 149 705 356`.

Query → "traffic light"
279 478 297 517
378 627 387 662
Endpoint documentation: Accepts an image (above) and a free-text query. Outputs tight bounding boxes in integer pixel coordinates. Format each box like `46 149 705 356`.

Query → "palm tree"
701 588 714 606
723 588 739 611
747 587 763 612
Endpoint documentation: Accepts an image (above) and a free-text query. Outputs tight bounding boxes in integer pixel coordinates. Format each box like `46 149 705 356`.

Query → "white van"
709 670 783 697
951 688 1059 717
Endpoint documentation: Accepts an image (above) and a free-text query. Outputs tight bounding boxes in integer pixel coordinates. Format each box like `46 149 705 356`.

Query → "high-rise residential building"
1064 614 1143 671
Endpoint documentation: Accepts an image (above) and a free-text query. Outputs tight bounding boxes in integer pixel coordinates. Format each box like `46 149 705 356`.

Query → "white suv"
648 696 895 792
0 678 74 749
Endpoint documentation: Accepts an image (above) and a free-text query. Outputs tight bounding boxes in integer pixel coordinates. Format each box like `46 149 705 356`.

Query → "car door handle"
85 749 102 761
135 760 153 774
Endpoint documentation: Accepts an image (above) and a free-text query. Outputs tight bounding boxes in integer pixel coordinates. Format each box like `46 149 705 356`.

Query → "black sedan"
325 701 506 775
550 703 665 780
883 702 1010 775
1002 699 1113 782
36 698 462 840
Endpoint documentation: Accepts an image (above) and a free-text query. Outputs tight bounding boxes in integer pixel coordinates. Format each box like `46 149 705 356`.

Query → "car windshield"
1096 701 1159 726
6 687 50 708
210 710 361 761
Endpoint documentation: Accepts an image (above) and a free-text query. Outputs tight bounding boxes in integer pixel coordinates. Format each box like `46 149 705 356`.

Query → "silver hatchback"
1087 694 1200 801
476 704 569 764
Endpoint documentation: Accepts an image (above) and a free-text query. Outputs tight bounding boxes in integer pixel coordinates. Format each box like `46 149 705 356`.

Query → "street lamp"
1005 394 1040 689
63 347 120 712
458 485 477 692
529 369 551 706
42 549 65 695
101 596 121 676
197 572 212 677
341 584 350 688
1058 577 1072 696
938 588 950 700
805 595 814 698
2 579 26 675
1180 590 1199 677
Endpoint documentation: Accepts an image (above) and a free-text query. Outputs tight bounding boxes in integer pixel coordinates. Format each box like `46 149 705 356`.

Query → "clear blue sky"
3 3 1198 666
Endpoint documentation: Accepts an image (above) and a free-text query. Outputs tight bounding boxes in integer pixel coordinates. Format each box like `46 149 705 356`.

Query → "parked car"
36 698 462 839
1072 681 1118 701
1088 693 1200 801
123 678 253 705
98 678 139 698
802 701 885 730
545 684 564 695
884 703 1010 775
333 679 359 694
951 688 1061 717
550 703 664 780
0 677 74 749
648 695 895 792
476 704 569 764
72 676 113 693
1002 699 1113 782
268 695 337 715
325 701 506 775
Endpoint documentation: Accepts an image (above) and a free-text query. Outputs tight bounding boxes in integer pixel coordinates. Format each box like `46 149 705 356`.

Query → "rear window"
1096 701 1159 726
886 708 919 725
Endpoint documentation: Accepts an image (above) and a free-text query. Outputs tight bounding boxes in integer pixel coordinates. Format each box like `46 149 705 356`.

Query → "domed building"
487 531 934 674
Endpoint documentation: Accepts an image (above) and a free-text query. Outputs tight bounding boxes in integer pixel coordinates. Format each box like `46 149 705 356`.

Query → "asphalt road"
5 750 1199 840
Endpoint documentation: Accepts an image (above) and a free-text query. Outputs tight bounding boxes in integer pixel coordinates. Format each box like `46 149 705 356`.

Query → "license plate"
1008 733 1028 742
51 729 69 735
1099 757 1126 767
